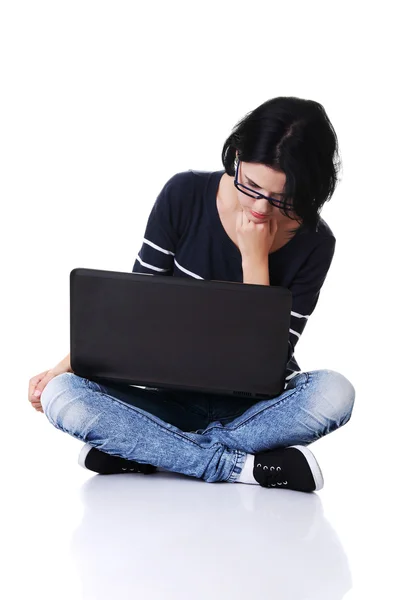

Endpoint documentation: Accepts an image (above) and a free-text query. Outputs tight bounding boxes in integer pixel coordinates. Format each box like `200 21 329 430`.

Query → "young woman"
29 96 356 493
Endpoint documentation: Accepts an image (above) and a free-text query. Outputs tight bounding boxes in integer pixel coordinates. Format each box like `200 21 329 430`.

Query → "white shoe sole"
78 443 93 469
289 445 324 491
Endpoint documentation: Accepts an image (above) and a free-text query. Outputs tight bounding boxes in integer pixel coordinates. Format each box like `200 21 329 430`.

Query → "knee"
40 372 86 427
311 369 356 426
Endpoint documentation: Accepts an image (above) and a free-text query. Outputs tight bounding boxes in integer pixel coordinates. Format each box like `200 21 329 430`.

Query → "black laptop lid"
70 268 292 398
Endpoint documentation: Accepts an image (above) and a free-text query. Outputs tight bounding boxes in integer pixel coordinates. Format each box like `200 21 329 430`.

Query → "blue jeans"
40 369 355 483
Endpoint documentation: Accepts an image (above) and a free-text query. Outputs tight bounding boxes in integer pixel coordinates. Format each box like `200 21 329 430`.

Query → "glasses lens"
235 182 295 213
236 183 260 199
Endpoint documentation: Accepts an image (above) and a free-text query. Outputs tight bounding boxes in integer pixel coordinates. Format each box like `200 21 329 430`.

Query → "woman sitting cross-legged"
28 95 356 493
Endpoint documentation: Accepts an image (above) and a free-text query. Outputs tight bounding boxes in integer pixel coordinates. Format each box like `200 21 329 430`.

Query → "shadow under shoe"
78 443 158 475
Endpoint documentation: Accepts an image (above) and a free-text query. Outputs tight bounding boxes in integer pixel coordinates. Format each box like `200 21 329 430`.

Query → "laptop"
70 268 293 399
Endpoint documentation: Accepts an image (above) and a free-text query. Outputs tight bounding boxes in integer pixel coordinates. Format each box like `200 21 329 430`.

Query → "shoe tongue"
253 449 287 485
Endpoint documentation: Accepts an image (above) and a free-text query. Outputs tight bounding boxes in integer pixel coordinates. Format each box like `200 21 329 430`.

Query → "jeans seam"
226 450 247 482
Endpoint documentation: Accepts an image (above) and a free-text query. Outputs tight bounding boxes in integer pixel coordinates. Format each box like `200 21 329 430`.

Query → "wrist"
54 355 73 374
242 258 270 285
241 256 269 268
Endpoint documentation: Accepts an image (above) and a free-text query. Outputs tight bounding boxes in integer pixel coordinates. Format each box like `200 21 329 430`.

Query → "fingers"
28 369 57 413
237 210 253 229
35 372 54 395
269 217 278 235
30 393 44 412
29 371 48 400
243 211 256 227
29 395 43 411
236 209 243 230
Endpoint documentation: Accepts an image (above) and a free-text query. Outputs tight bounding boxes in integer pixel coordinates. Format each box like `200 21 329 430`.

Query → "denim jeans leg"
199 369 356 481
40 373 247 483
40 369 355 484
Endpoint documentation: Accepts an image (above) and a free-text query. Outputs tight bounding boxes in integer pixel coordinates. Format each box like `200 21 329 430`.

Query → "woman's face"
235 157 301 226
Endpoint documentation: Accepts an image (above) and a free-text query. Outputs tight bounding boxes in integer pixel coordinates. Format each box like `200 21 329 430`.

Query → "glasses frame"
233 158 295 213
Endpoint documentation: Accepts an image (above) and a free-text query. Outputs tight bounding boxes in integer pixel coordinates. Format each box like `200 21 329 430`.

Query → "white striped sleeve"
286 237 336 366
132 172 191 276
133 238 175 275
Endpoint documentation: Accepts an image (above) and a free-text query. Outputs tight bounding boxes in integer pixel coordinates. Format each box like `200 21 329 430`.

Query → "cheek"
239 199 250 212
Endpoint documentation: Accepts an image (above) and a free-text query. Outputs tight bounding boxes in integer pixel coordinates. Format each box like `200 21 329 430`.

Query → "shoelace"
121 466 141 472
255 462 288 487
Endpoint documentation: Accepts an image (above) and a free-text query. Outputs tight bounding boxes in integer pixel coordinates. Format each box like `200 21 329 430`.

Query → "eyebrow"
245 175 286 196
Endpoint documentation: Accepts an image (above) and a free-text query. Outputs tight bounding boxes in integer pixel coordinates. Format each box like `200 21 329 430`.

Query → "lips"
251 210 268 218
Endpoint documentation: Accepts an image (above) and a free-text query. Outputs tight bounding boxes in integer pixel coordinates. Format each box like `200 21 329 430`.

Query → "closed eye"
246 178 262 190
245 177 283 198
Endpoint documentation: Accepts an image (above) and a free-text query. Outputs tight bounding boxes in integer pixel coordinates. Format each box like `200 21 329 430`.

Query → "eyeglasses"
233 158 296 213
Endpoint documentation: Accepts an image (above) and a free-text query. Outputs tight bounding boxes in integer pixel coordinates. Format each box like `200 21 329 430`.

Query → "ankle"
236 453 258 485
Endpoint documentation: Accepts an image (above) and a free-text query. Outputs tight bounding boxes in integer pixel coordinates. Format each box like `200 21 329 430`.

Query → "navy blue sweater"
132 169 336 388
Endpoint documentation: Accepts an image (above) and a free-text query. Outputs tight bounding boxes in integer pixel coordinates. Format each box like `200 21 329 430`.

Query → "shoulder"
152 171 195 221
157 168 218 214
160 170 195 195
164 168 220 189
159 169 213 202
315 216 336 243
315 218 336 263
153 170 210 236
300 215 336 252
292 216 336 277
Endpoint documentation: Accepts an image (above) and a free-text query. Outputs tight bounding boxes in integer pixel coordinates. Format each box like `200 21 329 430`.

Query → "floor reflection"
70 471 352 599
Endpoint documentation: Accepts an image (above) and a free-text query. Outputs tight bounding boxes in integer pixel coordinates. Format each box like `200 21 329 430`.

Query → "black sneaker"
78 443 157 475
253 445 324 493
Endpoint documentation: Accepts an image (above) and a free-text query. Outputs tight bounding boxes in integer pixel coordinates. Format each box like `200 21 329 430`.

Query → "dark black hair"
221 96 342 232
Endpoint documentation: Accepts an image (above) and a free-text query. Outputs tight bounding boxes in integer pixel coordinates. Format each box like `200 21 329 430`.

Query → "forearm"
242 259 270 285
53 352 73 373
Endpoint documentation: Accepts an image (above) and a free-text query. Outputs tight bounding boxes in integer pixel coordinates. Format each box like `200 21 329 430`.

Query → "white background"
1 1 399 598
